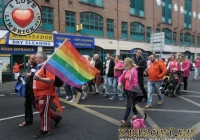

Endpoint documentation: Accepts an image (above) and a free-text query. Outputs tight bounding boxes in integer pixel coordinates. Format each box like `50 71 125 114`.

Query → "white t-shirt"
105 59 110 74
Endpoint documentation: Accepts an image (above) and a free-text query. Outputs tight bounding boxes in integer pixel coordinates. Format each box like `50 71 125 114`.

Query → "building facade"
1 0 200 81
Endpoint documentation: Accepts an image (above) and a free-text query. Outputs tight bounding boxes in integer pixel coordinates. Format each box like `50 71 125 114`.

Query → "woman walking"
177 53 190 93
167 54 177 72
118 58 143 125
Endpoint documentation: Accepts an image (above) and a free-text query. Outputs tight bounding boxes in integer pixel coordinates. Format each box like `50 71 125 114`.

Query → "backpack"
43 68 64 87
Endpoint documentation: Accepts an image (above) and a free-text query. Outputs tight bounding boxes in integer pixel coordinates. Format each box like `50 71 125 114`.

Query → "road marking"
82 105 126 109
10 93 17 95
182 95 200 98
0 89 14 92
179 96 200 107
59 98 120 126
0 94 5 96
0 112 39 122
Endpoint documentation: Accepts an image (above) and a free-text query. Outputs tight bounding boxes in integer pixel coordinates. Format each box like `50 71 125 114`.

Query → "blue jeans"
195 68 200 76
56 87 61 96
104 74 113 95
123 90 137 121
112 77 118 98
147 80 163 106
63 83 72 97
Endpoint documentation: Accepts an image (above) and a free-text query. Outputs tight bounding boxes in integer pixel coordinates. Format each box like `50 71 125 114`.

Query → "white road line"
0 112 39 122
0 89 14 91
0 94 5 96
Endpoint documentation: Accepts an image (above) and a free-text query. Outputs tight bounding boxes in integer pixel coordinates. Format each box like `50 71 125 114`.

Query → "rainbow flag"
44 40 100 88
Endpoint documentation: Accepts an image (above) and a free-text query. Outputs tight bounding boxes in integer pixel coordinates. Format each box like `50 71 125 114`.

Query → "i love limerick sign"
3 0 42 36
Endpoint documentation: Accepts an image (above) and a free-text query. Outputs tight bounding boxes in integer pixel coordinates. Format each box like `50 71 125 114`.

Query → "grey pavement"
0 72 200 140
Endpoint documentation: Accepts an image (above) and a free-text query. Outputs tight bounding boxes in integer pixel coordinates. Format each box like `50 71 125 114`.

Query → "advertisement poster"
0 57 10 72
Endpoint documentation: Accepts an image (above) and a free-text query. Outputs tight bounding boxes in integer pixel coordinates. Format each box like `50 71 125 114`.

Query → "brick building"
1 0 200 61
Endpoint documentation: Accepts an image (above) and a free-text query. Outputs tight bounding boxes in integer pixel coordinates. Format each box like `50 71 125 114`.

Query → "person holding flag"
33 51 62 139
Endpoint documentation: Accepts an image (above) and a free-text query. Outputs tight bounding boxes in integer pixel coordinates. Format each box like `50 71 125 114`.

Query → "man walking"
132 49 147 102
33 51 62 139
145 54 167 109
19 54 37 127
103 53 115 97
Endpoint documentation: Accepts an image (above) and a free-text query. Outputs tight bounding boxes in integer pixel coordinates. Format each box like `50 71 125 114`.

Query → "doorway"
12 55 25 74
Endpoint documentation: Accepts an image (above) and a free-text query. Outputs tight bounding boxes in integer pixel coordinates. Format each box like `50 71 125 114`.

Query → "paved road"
0 73 200 140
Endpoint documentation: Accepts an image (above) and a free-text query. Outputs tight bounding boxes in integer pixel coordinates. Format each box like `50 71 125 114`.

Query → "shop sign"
0 57 10 72
8 32 54 46
0 30 9 44
0 46 37 54
54 34 94 48
42 47 54 54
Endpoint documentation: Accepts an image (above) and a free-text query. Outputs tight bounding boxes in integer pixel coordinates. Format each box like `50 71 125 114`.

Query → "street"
0 73 200 140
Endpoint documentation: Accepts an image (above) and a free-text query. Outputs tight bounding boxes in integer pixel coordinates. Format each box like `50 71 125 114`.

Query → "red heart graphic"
12 8 34 28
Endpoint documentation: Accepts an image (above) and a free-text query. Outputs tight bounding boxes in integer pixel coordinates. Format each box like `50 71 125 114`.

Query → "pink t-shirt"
114 61 124 78
124 70 131 90
195 59 200 68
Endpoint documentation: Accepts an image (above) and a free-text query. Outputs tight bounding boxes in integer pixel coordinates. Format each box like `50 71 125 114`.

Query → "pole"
0 70 2 84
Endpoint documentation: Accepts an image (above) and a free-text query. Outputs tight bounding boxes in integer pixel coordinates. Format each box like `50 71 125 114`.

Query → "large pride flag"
43 40 100 88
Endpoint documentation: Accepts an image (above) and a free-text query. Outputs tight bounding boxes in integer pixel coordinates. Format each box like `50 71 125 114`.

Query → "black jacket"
94 58 103 76
25 64 37 95
103 58 115 77
132 56 147 76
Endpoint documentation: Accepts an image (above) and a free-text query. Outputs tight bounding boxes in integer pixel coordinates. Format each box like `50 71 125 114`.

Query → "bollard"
0 70 2 84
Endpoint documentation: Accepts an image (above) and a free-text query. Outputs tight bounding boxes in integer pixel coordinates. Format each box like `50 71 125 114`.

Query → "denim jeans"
104 74 113 95
112 77 118 98
195 68 200 76
147 80 163 106
123 90 137 122
64 83 72 97
56 87 61 96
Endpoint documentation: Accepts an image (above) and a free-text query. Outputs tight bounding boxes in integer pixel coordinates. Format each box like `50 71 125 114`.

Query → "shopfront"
54 34 95 56
0 30 54 82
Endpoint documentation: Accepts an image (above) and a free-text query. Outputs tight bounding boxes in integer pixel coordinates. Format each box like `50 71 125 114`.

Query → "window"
184 0 192 29
180 33 183 46
147 27 152 43
198 36 200 47
192 35 195 46
65 11 76 33
80 12 103 36
0 0 9 26
173 32 176 45
130 22 145 41
162 0 172 24
41 6 54 31
162 28 172 44
130 0 144 17
184 33 191 47
107 19 114 38
156 28 160 33
80 0 103 7
121 22 128 39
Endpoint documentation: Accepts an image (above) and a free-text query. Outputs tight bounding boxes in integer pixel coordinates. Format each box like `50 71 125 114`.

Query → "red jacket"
13 63 24 73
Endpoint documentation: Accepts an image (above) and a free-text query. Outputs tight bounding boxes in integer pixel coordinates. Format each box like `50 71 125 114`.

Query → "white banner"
9 40 54 46
0 57 10 72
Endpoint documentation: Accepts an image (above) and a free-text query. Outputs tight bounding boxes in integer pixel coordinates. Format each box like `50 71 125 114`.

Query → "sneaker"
69 99 76 103
34 130 50 139
157 101 163 105
54 115 62 128
109 97 118 100
103 94 109 97
93 92 99 95
119 97 126 100
145 104 152 109
65 96 69 100
182 90 186 93
82 94 87 99
67 96 72 100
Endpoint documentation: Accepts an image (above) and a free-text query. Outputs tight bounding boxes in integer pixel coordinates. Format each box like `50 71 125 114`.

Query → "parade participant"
167 54 177 72
33 51 62 139
145 54 167 109
19 55 37 127
69 87 87 103
87 55 95 92
13 62 24 80
193 55 200 80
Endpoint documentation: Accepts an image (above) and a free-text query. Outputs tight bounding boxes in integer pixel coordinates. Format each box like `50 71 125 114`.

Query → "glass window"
173 32 176 45
130 22 145 41
162 0 172 24
147 27 152 43
65 11 76 33
80 12 103 36
41 6 54 31
80 0 103 7
192 35 195 47
180 33 183 46
107 19 114 38
121 22 128 39
184 0 192 29
162 28 172 44
130 0 144 17
156 28 160 33
184 32 191 47
0 0 10 25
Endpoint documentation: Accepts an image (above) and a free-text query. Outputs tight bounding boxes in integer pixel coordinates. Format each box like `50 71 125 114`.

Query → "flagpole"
36 39 70 75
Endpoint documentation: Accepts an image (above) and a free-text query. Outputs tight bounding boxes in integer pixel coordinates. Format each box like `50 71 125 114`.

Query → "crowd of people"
15 50 200 139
